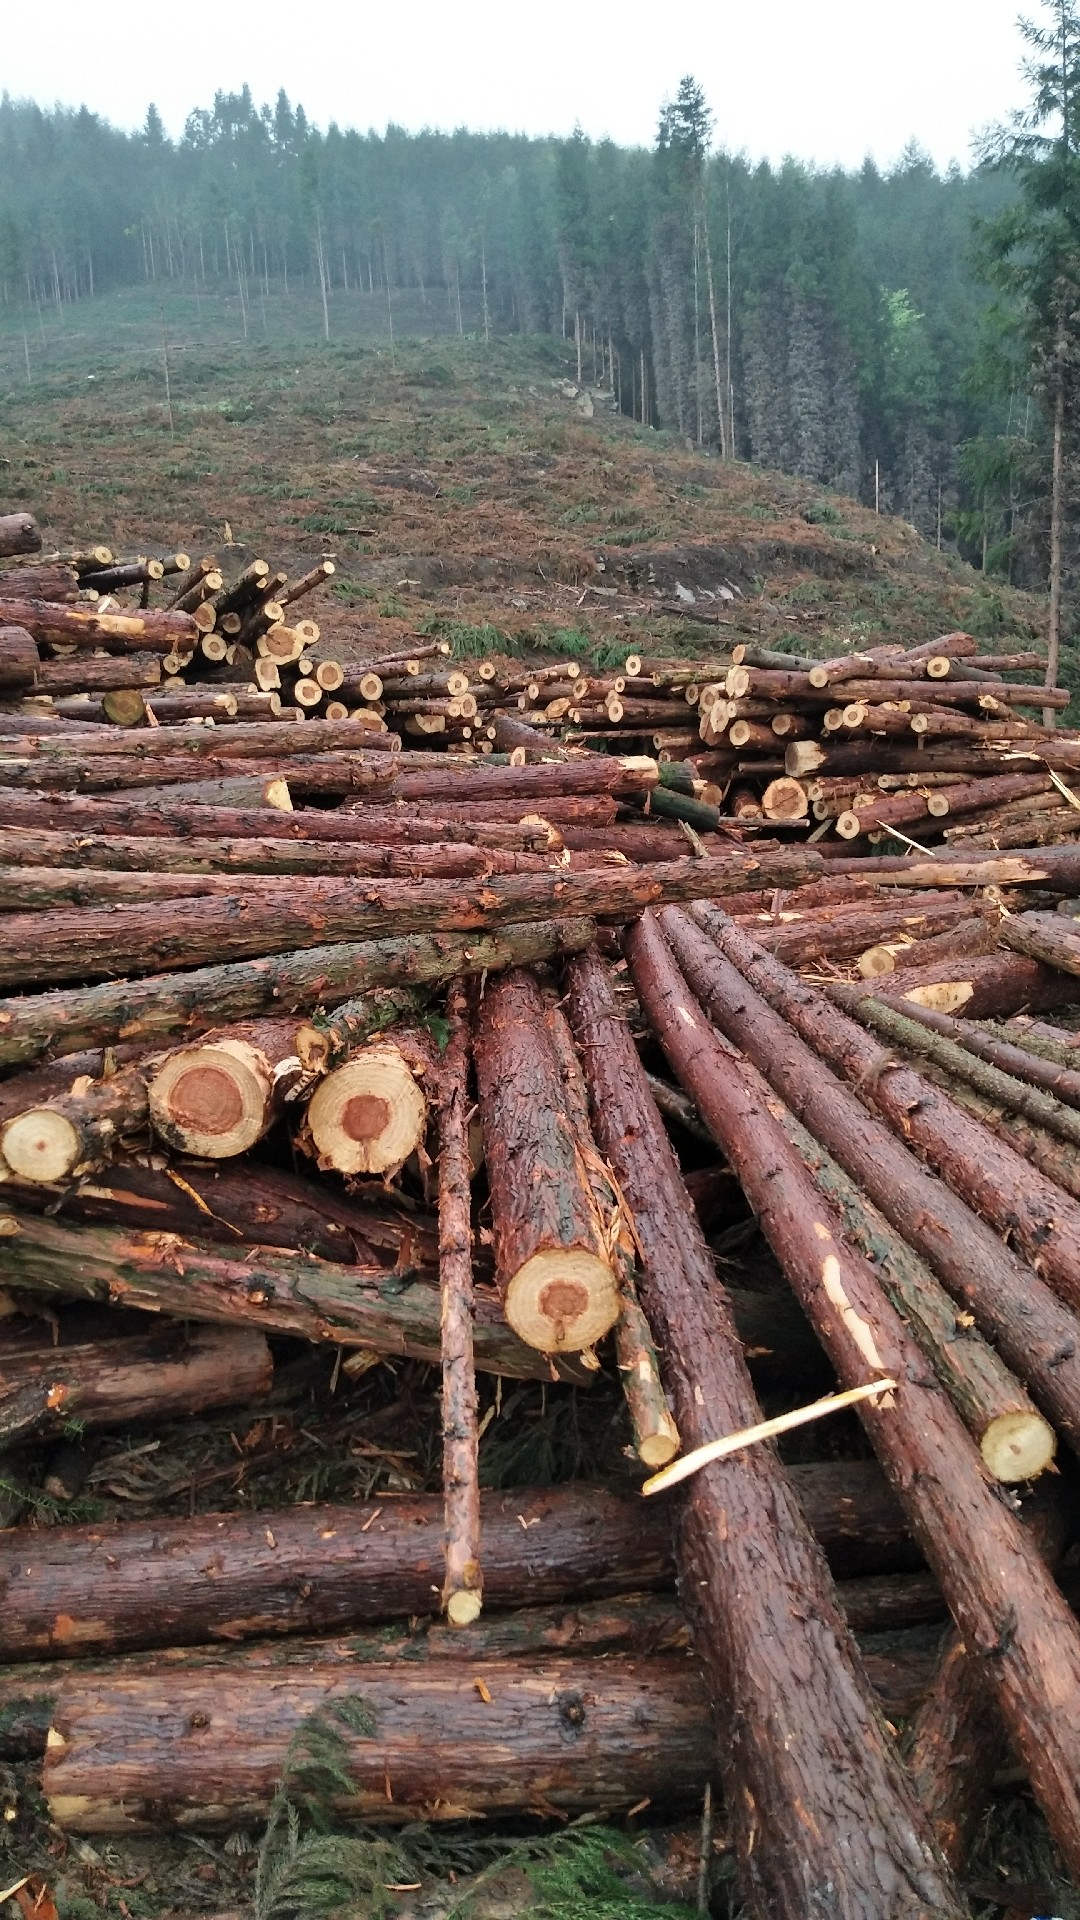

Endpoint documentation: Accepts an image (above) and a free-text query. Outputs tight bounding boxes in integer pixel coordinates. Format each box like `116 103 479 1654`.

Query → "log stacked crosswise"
4 508 1080 1916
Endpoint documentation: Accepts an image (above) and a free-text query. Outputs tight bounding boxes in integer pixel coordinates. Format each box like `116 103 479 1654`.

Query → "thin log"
0 1319 271 1447
437 986 482 1625
680 905 1080 1456
474 970 619 1352
566 948 966 1920
626 911 1080 1884
0 918 597 1071
828 985 1080 1150
0 804 555 855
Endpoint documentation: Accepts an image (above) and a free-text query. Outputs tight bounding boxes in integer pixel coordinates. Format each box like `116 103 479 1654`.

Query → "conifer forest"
0 77 1045 571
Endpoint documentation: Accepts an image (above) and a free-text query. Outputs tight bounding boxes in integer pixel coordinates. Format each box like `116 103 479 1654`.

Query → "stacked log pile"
3 510 1080 1915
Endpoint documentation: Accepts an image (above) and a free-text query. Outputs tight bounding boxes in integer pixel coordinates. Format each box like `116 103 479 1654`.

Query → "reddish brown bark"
0 793 555 851
0 598 196 652
0 851 822 990
626 912 1080 1885
675 905 1080 1455
474 970 618 1352
0 1318 271 1446
437 986 482 1623
0 625 41 691
0 1465 921 1661
566 949 965 1920
0 918 597 1071
999 910 1080 978
690 906 1080 1314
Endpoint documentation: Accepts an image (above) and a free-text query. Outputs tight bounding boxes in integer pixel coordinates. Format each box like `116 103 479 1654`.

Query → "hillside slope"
1 302 1051 676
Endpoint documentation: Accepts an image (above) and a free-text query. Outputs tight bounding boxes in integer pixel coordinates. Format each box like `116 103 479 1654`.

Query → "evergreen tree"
978 0 1080 711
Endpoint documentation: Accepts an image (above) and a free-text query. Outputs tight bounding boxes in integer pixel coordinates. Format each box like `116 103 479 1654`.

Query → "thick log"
0 1318 271 1447
31 653 164 696
437 987 482 1624
0 599 197 653
680 906 1080 1457
0 852 822 991
296 1027 437 1177
827 843 1080 890
474 971 619 1352
856 917 998 979
903 1490 1074 1873
0 806 554 857
876 949 1078 1020
0 918 597 1071
0 513 42 557
999 909 1080 979
545 995 679 1466
489 712 573 759
0 844 550 909
0 1465 922 1661
0 718 410 764
0 1208 586 1383
907 1059 1080 1202
384 757 661 803
146 1018 307 1158
828 985 1080 1151
565 950 964 1919
0 788 578 841
0 626 41 692
750 900 981 970
627 912 1080 1884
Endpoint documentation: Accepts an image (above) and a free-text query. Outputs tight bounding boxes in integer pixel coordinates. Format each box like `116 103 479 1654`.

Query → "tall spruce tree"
979 0 1080 716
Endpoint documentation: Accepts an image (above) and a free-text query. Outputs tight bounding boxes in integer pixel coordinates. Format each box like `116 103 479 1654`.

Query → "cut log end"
1 1108 81 1183
636 1411 682 1468
444 1587 484 1628
303 1050 428 1175
980 1410 1057 1483
149 1048 271 1158
504 1248 620 1353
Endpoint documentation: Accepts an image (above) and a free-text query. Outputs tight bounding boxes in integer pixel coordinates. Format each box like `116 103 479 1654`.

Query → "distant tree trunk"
575 309 582 383
1046 303 1066 728
701 187 728 459
481 236 490 346
315 213 330 343
693 214 703 444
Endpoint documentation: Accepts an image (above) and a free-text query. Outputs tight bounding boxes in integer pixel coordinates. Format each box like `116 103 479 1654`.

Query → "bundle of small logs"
4 508 1080 1919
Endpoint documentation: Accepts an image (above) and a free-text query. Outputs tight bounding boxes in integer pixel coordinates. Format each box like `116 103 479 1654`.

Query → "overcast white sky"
5 0 1032 170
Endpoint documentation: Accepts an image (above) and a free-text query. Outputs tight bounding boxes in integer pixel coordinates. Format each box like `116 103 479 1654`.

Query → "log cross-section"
474 969 619 1353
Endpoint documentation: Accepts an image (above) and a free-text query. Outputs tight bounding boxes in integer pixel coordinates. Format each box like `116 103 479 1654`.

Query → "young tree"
979 0 1080 719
